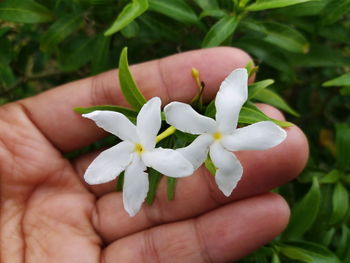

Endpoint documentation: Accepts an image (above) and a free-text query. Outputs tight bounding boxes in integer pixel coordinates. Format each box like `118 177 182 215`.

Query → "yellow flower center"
212 132 222 141
134 144 145 155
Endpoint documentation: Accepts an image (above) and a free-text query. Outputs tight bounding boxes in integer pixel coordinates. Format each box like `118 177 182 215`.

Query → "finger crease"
192 218 214 263
143 230 161 263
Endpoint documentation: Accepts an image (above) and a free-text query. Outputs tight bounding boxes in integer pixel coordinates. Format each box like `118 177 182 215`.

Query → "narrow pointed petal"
136 97 161 151
222 121 287 151
164 102 216 134
83 111 138 142
177 134 213 170
209 142 243 197
123 155 148 217
84 141 134 185
142 148 194 178
215 68 248 134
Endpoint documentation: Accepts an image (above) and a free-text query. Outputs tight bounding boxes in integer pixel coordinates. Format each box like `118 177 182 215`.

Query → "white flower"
164 69 287 197
83 97 194 216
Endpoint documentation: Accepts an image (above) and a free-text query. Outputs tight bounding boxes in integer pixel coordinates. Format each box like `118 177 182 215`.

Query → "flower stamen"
134 144 145 155
212 132 222 141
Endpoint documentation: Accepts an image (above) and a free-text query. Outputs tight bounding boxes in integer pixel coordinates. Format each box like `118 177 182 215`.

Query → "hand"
0 47 308 263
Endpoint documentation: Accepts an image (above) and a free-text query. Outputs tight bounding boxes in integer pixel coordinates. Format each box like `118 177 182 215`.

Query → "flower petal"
215 68 248 134
123 154 148 217
83 141 134 185
209 142 243 197
164 102 216 135
83 111 138 142
221 121 287 151
136 97 162 151
142 148 194 177
177 134 213 170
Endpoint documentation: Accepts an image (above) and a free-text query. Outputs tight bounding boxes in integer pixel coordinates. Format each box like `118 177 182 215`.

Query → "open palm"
0 48 308 263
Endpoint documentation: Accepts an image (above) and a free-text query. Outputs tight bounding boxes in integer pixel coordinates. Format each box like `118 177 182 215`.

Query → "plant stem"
156 126 176 143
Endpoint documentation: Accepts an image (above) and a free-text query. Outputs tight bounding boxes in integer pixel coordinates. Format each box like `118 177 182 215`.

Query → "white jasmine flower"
83 97 194 216
164 69 287 197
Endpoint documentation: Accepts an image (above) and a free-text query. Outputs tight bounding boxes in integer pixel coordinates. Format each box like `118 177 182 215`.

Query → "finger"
73 103 286 197
20 47 252 152
102 193 289 263
90 119 307 243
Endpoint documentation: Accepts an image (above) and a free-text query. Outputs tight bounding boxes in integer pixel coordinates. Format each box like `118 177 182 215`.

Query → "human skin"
0 47 308 263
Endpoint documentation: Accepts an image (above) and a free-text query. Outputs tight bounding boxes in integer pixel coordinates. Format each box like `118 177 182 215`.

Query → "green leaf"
91 35 112 75
288 44 350 68
116 172 125 191
246 0 316 11
0 37 13 65
243 20 309 53
335 224 350 258
58 37 95 72
239 103 293 127
150 1 197 26
121 20 140 38
193 0 219 10
248 79 275 99
336 123 350 171
280 241 342 263
254 88 300 117
279 246 313 262
167 177 177 200
199 9 227 19
323 73 350 87
320 170 341 184
149 0 199 25
0 64 16 89
272 252 281 263
0 0 53 24
118 47 147 111
202 15 239 48
74 105 138 122
146 168 162 205
40 14 83 52
283 177 321 240
321 0 350 25
104 0 148 36
329 182 349 225
204 157 216 176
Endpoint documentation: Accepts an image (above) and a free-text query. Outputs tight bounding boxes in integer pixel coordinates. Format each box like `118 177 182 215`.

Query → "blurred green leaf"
320 170 341 184
288 44 350 67
335 124 350 171
58 37 95 72
149 0 199 25
118 47 147 111
40 14 83 52
254 88 300 116
248 79 275 99
193 0 219 9
146 168 162 205
199 9 227 19
167 177 176 200
91 35 112 75
279 246 313 262
283 177 321 240
104 0 148 36
335 224 350 258
321 0 350 25
0 0 53 23
202 15 239 48
0 64 16 89
121 20 140 38
271 253 281 263
0 37 12 65
246 0 317 11
323 73 350 87
329 182 349 225
272 1 327 16
280 241 342 263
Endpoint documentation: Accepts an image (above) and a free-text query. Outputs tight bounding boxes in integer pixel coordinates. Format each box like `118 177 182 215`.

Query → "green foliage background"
1 0 350 262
